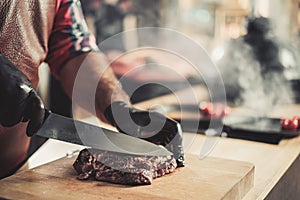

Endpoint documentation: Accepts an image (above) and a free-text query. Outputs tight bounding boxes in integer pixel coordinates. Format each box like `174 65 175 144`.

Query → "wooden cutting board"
0 154 254 200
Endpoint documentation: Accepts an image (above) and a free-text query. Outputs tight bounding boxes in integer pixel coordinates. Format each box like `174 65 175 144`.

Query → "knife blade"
36 112 172 156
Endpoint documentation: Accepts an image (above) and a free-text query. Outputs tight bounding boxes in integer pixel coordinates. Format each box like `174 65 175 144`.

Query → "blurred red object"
280 118 299 130
199 102 230 118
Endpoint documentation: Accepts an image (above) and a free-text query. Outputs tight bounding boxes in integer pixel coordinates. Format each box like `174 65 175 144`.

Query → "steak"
73 148 177 185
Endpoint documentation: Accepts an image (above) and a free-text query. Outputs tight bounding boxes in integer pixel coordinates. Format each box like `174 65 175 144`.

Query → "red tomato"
199 102 212 116
280 118 299 130
292 116 300 124
211 104 223 118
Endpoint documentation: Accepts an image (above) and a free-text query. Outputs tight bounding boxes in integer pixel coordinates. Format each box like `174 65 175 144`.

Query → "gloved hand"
104 101 185 167
0 54 45 136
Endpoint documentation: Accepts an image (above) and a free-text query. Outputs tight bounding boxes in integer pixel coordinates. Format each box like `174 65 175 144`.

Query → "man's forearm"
58 51 130 121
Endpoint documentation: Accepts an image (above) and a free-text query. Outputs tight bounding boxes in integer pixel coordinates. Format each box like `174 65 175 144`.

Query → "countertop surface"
1 85 300 199
135 85 300 199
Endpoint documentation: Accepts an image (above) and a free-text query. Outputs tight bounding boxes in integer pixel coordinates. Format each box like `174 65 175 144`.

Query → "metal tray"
154 104 300 144
223 116 300 144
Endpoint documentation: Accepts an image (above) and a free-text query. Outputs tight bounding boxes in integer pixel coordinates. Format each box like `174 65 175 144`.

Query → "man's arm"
57 51 130 122
48 0 184 166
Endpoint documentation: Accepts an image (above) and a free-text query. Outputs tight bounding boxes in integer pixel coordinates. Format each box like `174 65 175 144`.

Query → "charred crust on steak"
73 148 177 185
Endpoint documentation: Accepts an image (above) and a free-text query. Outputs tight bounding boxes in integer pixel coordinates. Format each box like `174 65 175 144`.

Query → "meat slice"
73 148 177 185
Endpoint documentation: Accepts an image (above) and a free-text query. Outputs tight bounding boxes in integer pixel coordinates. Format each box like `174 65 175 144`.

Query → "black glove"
104 101 185 167
0 54 45 136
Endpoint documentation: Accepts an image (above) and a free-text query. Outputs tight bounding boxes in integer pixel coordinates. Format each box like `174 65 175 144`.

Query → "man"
0 0 184 179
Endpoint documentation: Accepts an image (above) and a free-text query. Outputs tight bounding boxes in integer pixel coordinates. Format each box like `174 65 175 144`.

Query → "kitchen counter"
134 85 300 199
26 129 300 199
1 85 300 199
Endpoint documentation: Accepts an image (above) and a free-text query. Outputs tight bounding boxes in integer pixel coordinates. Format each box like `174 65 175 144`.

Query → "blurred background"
38 0 300 118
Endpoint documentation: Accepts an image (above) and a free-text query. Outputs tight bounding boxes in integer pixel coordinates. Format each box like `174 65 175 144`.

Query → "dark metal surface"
156 104 300 144
223 116 300 144
37 113 172 156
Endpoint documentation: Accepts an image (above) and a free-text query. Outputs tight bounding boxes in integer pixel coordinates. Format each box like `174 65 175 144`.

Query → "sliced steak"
73 148 177 185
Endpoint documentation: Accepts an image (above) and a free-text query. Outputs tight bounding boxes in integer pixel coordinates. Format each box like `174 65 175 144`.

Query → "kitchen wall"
172 0 299 49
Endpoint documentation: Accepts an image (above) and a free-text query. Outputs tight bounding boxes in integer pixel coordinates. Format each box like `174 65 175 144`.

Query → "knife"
36 111 172 156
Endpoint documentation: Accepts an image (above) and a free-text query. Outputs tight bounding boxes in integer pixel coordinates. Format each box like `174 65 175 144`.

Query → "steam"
125 1 297 115
213 37 294 115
